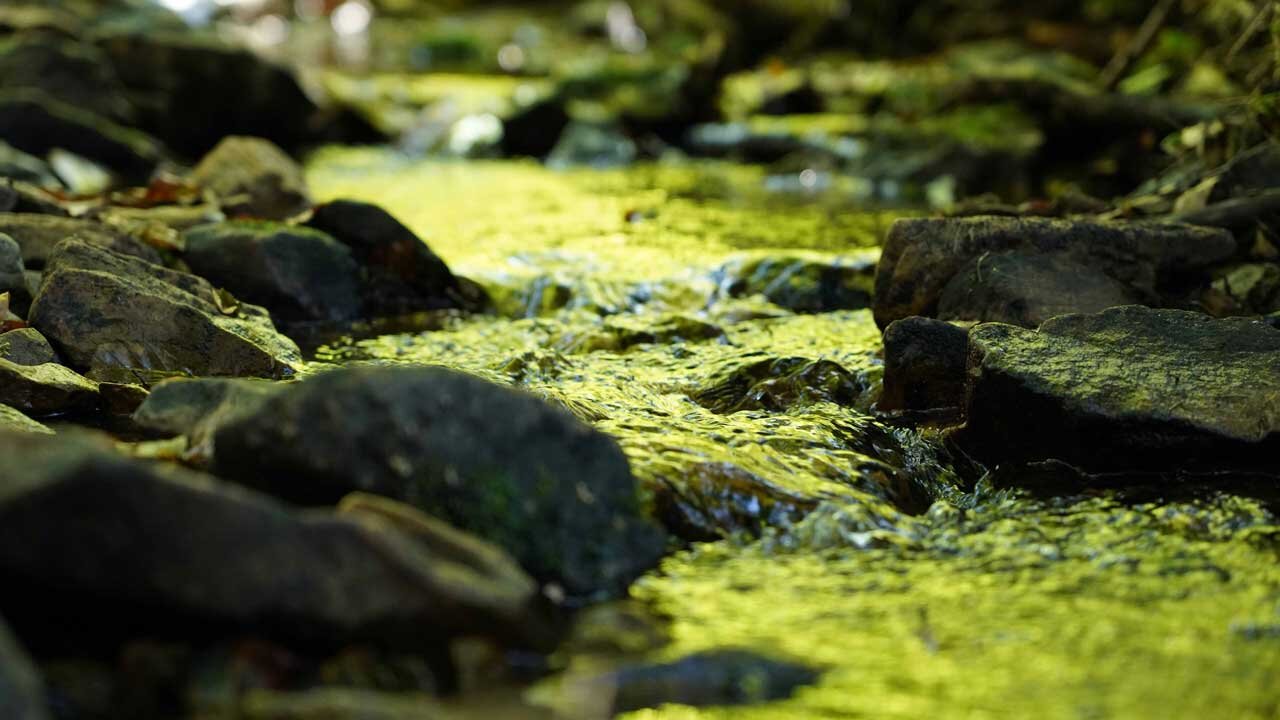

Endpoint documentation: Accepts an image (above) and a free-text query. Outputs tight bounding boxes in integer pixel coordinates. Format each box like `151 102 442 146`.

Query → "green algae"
305 153 1280 718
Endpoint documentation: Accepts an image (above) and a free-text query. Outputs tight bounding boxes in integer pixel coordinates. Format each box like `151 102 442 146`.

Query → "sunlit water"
305 148 1280 719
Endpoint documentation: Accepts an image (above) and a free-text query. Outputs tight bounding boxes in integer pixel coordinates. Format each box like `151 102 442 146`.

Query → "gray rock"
873 216 1236 328
0 403 52 434
958 306 1280 469
936 251 1140 328
182 222 361 325
133 376 284 462
0 142 60 187
191 137 310 221
716 253 876 314
29 239 300 378
0 615 50 720
0 327 57 365
305 200 486 316
0 358 98 416
0 232 24 311
211 366 665 598
879 316 969 413
0 431 554 652
0 213 161 269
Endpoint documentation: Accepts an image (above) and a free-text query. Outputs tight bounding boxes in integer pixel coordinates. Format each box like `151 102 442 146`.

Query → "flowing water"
305 148 1280 719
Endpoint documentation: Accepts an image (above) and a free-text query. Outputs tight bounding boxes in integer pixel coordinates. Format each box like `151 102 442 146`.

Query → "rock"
97 382 148 415
566 650 819 715
0 142 60 187
873 217 1236 328
878 316 969 413
96 33 321 157
182 222 361 325
652 461 822 541
0 327 57 365
305 200 487 316
500 96 571 159
693 357 869 414
935 251 1140 328
0 431 554 653
0 213 162 268
0 615 50 720
1202 262 1280 317
0 33 133 123
211 366 665 598
0 404 52 434
29 239 300 378
0 358 98 416
555 314 725 354
958 306 1280 469
191 137 310 221
545 122 637 170
0 231 25 312
716 253 877 314
0 89 165 181
133 376 284 462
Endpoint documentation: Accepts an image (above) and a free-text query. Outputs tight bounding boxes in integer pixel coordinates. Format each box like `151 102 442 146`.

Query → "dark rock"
0 213 162 269
693 357 868 414
29 239 300 378
0 231 25 312
211 366 665 598
134 377 283 439
1202 262 1280 317
182 222 361 325
0 327 58 365
306 200 488 316
97 381 148 415
500 96 571 159
873 216 1236 328
96 33 320 157
0 403 51 434
717 254 876 314
0 89 165 181
0 32 133 123
879 316 969 413
935 251 1140 327
0 357 98 416
191 137 310 221
581 649 819 714
652 461 821 541
958 306 1280 470
0 615 50 720
0 431 554 652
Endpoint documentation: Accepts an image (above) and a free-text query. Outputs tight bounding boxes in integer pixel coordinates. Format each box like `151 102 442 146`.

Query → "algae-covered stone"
959 306 1280 469
0 328 57 365
0 213 161 268
182 222 361 325
211 366 665 598
133 376 283 439
716 253 876 314
0 358 97 416
191 137 311 221
0 615 50 720
693 356 868 414
873 216 1235 328
0 403 52 434
936 251 1140 328
879 316 968 413
29 239 300 378
0 431 552 651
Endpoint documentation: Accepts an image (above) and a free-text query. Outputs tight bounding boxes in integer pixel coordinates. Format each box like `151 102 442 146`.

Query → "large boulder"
191 137 310 221
0 358 98 416
305 200 487 316
182 222 361 325
0 213 161 268
211 366 665 598
0 615 49 720
958 306 1280 469
873 216 1236 328
29 239 300 378
0 431 554 652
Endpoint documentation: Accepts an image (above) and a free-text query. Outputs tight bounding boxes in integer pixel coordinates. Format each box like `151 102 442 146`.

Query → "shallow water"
305 149 1280 719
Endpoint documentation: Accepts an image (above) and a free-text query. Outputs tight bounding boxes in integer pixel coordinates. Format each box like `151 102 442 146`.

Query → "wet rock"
211 365 665 598
958 306 1280 470
556 314 724 354
306 200 488 316
873 217 1236 328
0 615 50 720
575 649 819 715
0 142 60 187
0 431 553 652
501 96 571 159
0 404 52 434
693 357 868 414
652 461 821 541
879 316 969 413
546 122 637 170
191 137 310 221
0 89 165 181
936 251 1141 327
716 253 877 314
0 231 25 310
0 357 98 416
29 239 300 378
0 213 162 268
96 33 320 157
182 222 361 325
134 377 283 439
0 327 57 365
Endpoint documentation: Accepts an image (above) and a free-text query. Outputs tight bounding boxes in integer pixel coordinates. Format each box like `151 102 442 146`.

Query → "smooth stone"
879 316 969 413
0 327 58 365
191 136 310 221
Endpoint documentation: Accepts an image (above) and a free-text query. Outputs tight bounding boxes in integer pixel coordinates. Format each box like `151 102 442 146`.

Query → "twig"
1100 0 1179 91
